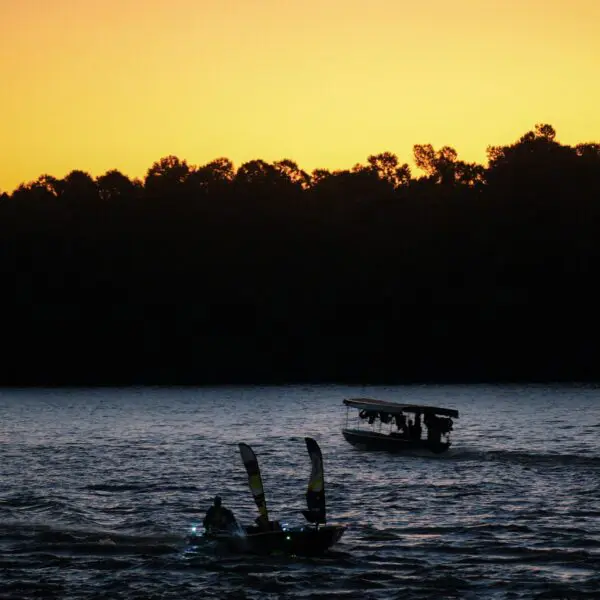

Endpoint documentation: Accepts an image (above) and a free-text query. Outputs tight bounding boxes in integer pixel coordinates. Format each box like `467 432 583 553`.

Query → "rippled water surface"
1 384 599 599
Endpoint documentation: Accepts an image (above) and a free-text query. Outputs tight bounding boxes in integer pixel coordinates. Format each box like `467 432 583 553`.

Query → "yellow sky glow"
1 0 599 192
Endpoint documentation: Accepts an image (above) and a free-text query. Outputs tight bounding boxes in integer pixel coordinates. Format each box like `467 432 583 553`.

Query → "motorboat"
188 437 346 555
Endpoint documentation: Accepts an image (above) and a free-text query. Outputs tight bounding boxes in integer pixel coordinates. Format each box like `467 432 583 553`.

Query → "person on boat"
394 413 407 437
425 414 442 444
413 413 422 440
203 495 237 533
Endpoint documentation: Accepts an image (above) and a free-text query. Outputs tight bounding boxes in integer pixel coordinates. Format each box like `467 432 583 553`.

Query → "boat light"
191 526 197 533
286 536 291 540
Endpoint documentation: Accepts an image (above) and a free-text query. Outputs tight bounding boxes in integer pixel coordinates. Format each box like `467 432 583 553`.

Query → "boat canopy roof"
343 398 459 419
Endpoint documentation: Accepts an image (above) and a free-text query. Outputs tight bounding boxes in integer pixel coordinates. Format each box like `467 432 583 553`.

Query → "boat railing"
343 406 398 434
343 405 455 443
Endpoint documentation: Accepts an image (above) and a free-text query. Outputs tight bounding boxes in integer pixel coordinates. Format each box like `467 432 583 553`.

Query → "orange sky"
1 0 599 192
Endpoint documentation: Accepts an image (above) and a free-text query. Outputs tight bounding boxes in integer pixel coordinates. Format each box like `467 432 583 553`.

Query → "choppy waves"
1 385 600 599
3 514 600 600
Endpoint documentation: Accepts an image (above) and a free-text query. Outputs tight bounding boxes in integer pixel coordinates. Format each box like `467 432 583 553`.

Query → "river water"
1 384 599 599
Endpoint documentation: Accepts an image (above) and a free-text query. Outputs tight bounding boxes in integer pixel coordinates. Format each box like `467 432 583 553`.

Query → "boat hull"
342 428 450 454
189 524 345 556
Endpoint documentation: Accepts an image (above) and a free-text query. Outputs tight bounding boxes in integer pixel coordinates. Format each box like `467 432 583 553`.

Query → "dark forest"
2 124 599 385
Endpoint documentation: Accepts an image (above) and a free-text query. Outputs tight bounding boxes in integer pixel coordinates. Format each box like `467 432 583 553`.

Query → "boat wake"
448 447 600 468
1 520 182 557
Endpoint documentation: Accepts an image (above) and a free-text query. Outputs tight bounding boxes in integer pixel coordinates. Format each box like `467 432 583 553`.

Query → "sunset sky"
1 0 599 192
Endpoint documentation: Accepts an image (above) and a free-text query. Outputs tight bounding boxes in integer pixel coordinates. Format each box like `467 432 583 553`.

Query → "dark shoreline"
2 125 599 388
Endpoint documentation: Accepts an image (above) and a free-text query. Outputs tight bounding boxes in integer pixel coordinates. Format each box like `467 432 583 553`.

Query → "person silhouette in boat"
203 495 237 533
394 413 407 437
413 413 422 440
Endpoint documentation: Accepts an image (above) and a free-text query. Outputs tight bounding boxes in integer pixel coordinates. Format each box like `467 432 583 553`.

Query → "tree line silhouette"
2 124 599 385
